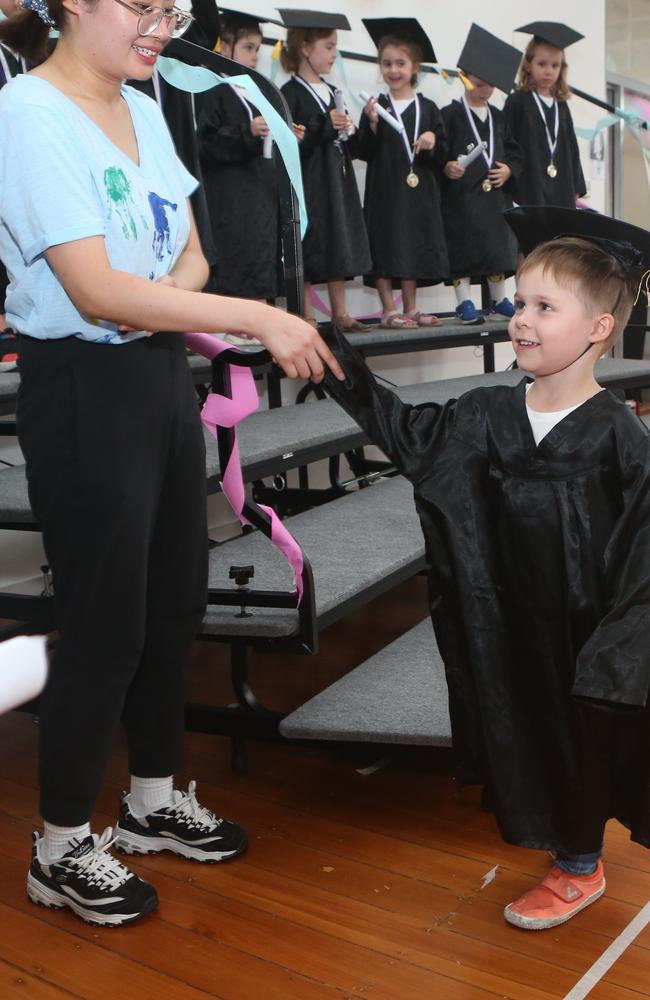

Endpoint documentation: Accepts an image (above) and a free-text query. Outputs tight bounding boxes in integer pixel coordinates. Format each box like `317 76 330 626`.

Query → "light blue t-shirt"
0 75 197 343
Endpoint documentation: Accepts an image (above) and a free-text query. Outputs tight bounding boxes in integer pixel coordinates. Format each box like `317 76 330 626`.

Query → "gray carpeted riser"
2 358 649 525
202 475 424 638
280 618 452 746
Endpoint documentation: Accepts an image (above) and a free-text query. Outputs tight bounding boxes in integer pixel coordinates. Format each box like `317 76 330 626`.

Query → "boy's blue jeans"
555 849 602 875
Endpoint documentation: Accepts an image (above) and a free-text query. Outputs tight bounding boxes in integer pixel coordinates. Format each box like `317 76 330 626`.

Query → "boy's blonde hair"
517 237 637 353
517 38 571 102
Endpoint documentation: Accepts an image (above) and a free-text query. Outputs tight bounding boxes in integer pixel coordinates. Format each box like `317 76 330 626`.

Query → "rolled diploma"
359 91 405 134
457 141 488 167
334 90 349 141
263 133 273 159
0 634 48 713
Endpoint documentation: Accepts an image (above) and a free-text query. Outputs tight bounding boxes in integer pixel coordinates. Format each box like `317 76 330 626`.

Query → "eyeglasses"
113 0 194 38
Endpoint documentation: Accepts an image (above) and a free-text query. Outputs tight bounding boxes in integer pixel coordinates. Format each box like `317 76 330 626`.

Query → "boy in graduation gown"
197 8 283 300
279 8 371 331
323 206 650 931
504 21 586 209
356 17 448 328
441 24 523 324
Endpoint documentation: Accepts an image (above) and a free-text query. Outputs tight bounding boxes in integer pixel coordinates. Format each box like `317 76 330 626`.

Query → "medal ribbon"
228 81 255 121
460 95 494 172
532 91 559 165
387 93 421 173
295 74 334 113
184 332 305 604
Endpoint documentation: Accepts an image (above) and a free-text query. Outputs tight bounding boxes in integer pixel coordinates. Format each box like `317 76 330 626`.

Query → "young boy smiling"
325 206 650 931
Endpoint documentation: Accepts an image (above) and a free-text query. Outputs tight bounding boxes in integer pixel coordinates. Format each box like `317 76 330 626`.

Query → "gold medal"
547 162 558 178
482 178 493 193
406 171 419 188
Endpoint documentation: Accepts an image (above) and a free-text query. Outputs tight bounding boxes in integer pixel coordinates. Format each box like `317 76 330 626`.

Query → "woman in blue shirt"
0 0 343 928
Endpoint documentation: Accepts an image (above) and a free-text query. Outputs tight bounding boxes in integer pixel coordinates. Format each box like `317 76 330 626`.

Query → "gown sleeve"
573 437 650 708
323 331 457 485
502 116 525 190
283 84 338 157
197 94 262 164
351 110 378 161
565 102 587 198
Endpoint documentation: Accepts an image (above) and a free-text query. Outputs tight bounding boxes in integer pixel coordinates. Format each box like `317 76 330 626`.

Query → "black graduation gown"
0 45 24 311
197 85 280 299
325 335 650 855
129 75 217 267
440 100 523 281
281 77 371 285
503 90 587 209
355 95 449 288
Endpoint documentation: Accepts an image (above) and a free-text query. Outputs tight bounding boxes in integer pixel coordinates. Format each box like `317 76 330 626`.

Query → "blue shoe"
455 300 483 324
489 298 515 319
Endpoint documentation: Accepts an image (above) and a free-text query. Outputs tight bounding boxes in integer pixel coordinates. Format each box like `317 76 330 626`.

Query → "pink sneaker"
504 861 605 930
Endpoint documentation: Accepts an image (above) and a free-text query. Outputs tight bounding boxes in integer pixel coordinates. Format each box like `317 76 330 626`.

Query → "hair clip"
19 0 56 26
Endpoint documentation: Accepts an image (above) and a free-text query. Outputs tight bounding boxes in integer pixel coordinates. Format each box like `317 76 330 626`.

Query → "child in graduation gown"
504 21 586 209
197 9 282 301
356 17 448 329
279 9 372 331
441 25 523 325
323 206 650 932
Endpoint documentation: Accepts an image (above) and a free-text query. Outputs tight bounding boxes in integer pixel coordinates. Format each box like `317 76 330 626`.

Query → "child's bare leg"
377 278 416 329
403 279 441 327
328 279 371 332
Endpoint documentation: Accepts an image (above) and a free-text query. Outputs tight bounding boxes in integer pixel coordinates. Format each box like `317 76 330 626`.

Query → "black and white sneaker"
115 779 248 863
27 827 159 927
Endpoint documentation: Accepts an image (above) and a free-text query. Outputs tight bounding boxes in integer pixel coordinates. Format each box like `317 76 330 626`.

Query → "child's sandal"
379 311 419 329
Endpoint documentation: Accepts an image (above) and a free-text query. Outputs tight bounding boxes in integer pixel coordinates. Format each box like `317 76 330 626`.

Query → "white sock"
42 820 91 863
128 775 175 818
488 276 507 304
453 278 472 305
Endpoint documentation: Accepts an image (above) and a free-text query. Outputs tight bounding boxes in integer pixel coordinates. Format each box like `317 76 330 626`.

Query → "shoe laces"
166 780 222 831
67 828 131 889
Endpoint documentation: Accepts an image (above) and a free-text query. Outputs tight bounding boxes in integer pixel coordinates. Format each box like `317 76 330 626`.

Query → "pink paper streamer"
185 332 304 603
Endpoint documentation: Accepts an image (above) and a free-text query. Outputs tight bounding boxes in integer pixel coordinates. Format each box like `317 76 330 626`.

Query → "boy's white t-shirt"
0 75 197 344
524 384 604 445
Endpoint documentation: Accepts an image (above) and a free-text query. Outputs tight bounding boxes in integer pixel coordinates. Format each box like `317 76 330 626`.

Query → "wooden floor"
0 579 649 1000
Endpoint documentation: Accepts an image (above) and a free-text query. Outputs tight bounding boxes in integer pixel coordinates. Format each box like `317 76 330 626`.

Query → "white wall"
0 1 607 586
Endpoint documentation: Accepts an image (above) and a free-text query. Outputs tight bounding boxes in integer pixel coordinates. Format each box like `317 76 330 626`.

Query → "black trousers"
17 334 208 825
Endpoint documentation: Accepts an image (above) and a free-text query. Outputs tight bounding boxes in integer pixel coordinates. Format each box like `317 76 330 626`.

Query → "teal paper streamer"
574 111 644 141
157 55 308 237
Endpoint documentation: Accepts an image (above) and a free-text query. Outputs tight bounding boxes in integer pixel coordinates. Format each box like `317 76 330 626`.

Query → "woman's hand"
256 309 344 382
292 123 306 142
487 161 511 188
444 160 465 179
250 116 269 138
414 130 436 154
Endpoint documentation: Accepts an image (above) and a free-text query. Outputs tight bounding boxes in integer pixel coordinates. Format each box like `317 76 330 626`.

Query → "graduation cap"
516 22 584 51
218 8 284 31
277 9 351 31
504 206 650 273
456 23 521 94
362 17 436 64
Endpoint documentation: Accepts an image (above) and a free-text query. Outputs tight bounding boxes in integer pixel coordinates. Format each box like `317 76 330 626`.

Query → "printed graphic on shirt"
148 192 178 261
104 166 148 241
